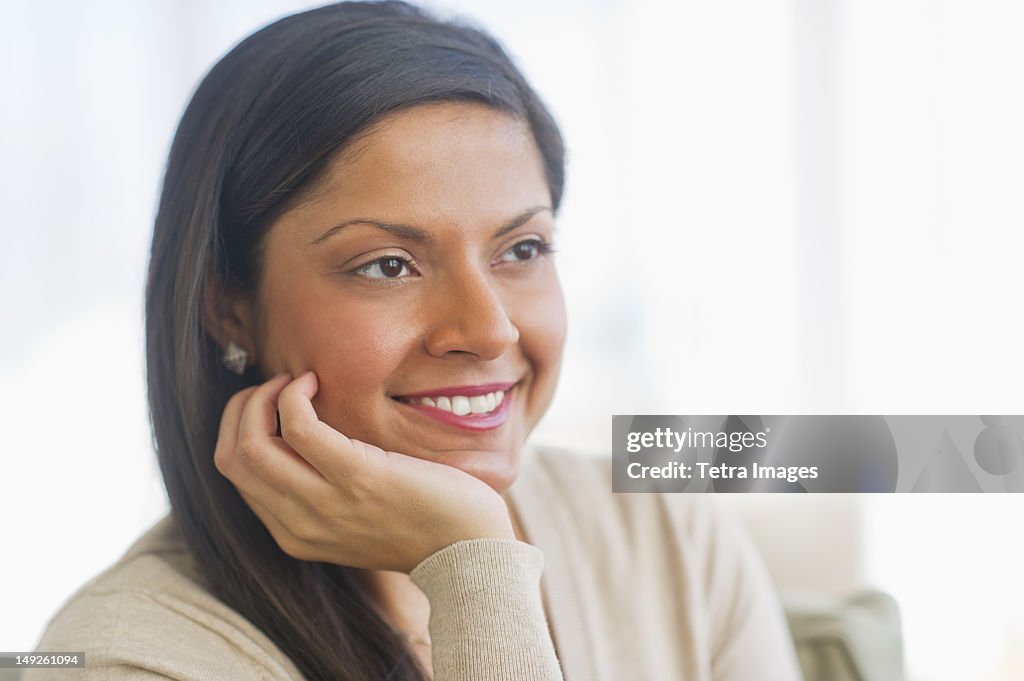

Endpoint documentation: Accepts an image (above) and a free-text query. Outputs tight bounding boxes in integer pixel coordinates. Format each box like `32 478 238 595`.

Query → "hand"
214 371 516 573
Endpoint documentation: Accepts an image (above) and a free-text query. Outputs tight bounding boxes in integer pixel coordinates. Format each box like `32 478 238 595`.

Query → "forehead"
293 102 550 232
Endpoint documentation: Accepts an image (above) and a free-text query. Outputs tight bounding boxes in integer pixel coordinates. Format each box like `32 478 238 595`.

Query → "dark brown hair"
144 2 565 679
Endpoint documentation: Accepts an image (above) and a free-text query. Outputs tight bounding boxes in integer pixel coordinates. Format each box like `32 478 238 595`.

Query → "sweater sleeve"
409 538 565 681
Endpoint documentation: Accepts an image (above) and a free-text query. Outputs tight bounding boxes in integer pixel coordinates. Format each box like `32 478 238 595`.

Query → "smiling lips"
393 382 516 431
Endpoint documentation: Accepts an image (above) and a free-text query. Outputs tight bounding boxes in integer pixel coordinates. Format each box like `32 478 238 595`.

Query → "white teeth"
412 390 508 416
451 395 471 416
468 395 489 414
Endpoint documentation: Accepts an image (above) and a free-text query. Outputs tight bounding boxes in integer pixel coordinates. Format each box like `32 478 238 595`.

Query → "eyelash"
351 238 555 281
496 238 555 265
353 255 419 280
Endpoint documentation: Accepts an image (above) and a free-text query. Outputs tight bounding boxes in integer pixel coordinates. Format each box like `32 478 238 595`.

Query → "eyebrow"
309 205 552 246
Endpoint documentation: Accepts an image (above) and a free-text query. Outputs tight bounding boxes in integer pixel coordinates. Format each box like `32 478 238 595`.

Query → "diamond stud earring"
222 341 249 375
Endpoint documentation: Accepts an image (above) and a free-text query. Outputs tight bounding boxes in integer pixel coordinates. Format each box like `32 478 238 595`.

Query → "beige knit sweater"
25 447 802 680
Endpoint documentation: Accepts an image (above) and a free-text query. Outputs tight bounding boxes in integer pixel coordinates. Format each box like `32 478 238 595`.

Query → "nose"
423 268 519 360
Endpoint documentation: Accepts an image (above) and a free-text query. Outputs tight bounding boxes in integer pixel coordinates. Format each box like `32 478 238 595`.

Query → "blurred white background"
1 1 1022 679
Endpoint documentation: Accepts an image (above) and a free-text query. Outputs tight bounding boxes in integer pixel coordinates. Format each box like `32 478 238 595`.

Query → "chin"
422 447 522 493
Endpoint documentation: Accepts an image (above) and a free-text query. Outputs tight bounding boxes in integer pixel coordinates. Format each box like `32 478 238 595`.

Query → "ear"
204 273 259 366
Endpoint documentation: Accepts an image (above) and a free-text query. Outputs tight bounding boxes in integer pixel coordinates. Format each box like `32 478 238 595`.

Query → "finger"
214 374 287 475
235 372 314 472
214 381 295 505
215 385 260 461
276 371 382 481
238 489 312 561
237 372 292 438
220 423 320 536
233 373 333 494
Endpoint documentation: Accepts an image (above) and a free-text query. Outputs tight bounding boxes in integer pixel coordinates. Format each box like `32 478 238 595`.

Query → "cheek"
261 289 414 434
517 274 567 378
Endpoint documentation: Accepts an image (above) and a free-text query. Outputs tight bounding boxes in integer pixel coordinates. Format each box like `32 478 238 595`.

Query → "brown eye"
512 242 537 260
379 257 405 277
498 238 551 264
355 255 416 280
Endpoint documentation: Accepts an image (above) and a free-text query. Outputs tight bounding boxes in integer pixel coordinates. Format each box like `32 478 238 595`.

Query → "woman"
27 3 802 680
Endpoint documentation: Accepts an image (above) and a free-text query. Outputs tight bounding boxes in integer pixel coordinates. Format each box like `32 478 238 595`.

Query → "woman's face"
246 103 566 493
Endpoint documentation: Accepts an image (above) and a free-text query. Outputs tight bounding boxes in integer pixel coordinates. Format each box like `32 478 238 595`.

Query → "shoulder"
24 515 303 681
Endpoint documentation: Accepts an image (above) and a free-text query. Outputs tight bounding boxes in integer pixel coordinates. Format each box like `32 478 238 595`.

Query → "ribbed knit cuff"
409 539 564 681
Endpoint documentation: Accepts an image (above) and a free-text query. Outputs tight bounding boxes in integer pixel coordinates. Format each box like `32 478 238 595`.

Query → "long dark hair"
144 2 565 679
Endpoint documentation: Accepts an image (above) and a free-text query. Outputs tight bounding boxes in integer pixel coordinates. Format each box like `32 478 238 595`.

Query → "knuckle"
280 419 312 446
235 434 262 465
213 446 232 475
278 530 315 561
276 533 306 560
344 477 372 504
289 518 320 544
